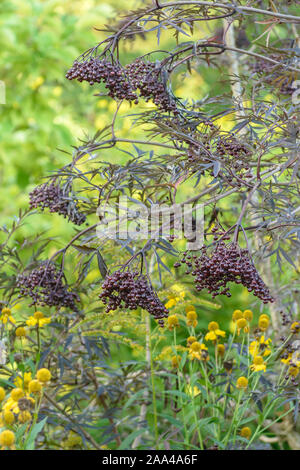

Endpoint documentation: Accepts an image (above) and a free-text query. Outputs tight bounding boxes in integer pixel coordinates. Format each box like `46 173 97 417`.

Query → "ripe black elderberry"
29 181 86 226
99 270 168 326
17 263 79 309
175 242 274 303
66 57 138 102
125 59 178 114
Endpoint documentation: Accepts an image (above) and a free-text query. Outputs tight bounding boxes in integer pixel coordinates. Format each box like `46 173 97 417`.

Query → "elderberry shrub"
29 181 86 226
66 57 138 102
99 270 168 325
17 263 80 309
175 242 274 303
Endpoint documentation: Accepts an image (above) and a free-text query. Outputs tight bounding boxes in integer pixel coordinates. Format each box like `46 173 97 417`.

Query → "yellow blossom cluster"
0 368 52 446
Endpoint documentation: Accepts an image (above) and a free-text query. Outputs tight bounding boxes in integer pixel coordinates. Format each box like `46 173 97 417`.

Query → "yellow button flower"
236 318 248 335
167 314 179 330
236 376 248 390
189 342 209 361
240 427 252 439
3 410 15 425
232 310 243 321
11 388 24 402
258 315 269 331
243 310 253 322
186 310 197 327
36 368 51 383
205 321 225 341
15 327 27 338
0 430 15 448
187 336 197 346
250 356 266 372
28 379 42 394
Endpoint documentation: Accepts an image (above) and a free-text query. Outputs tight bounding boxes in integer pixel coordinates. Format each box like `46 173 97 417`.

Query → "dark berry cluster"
187 134 252 185
99 270 169 325
125 59 178 114
17 263 80 309
29 181 86 226
66 57 138 102
66 56 178 113
174 242 274 303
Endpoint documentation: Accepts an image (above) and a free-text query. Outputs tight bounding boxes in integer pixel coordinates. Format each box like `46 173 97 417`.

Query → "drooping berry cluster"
99 270 168 325
29 181 86 226
66 57 138 102
17 263 80 309
175 242 274 303
125 59 178 114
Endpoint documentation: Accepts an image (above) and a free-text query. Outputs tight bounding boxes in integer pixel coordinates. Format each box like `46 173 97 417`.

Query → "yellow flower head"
291 322 300 334
36 368 51 383
236 376 248 390
11 388 24 402
0 430 15 448
258 315 269 331
3 410 15 425
28 379 42 394
236 318 248 335
243 310 253 322
217 344 225 357
190 341 202 353
189 343 209 361
250 355 266 372
187 336 197 346
0 387 5 402
15 327 26 338
240 427 252 439
186 310 197 327
205 322 225 342
167 315 179 330
208 321 219 331
232 310 243 322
